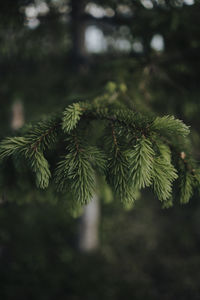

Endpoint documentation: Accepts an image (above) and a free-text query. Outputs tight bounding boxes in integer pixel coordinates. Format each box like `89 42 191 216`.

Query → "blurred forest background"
1 0 200 299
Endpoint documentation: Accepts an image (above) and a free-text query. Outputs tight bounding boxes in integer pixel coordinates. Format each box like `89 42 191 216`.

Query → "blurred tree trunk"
0 100 24 257
78 194 100 252
71 0 100 252
11 100 24 130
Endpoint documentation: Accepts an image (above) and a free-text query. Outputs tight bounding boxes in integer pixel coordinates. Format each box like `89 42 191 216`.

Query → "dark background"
0 1 200 299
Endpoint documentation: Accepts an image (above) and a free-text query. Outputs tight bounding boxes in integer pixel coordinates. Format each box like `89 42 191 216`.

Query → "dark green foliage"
25 117 60 151
62 103 84 134
151 115 190 138
29 151 51 189
55 135 96 204
106 130 135 202
1 1 200 299
0 137 27 159
152 145 178 201
0 86 198 206
180 172 194 204
129 137 155 189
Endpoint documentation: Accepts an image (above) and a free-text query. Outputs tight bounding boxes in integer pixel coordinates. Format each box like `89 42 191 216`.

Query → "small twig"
31 122 59 152
111 122 119 155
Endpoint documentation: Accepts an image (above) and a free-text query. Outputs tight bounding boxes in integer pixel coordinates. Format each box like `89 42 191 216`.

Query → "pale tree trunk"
0 100 25 256
71 0 100 252
11 100 24 130
78 194 100 252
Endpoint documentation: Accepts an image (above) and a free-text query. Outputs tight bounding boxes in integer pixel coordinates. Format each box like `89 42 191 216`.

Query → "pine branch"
180 172 194 204
28 150 51 189
150 115 190 138
87 146 107 174
0 92 198 207
55 134 96 204
151 143 178 201
106 123 136 202
26 117 60 152
128 136 155 189
0 137 28 160
62 103 84 133
0 117 59 189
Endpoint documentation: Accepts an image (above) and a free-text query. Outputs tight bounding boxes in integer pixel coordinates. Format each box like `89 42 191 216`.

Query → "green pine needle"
55 152 95 204
153 156 178 201
87 146 107 174
180 172 194 204
152 143 178 201
28 151 51 189
151 115 190 138
62 103 83 133
25 117 59 151
55 135 96 204
107 150 136 202
0 137 27 160
129 136 155 189
0 97 196 207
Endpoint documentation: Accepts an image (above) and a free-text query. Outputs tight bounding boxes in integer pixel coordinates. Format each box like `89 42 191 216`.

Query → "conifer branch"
180 172 194 204
62 103 84 133
150 115 190 138
0 92 198 206
105 123 136 202
152 155 178 201
28 151 51 189
0 137 27 160
55 133 96 204
26 117 60 152
128 136 155 189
